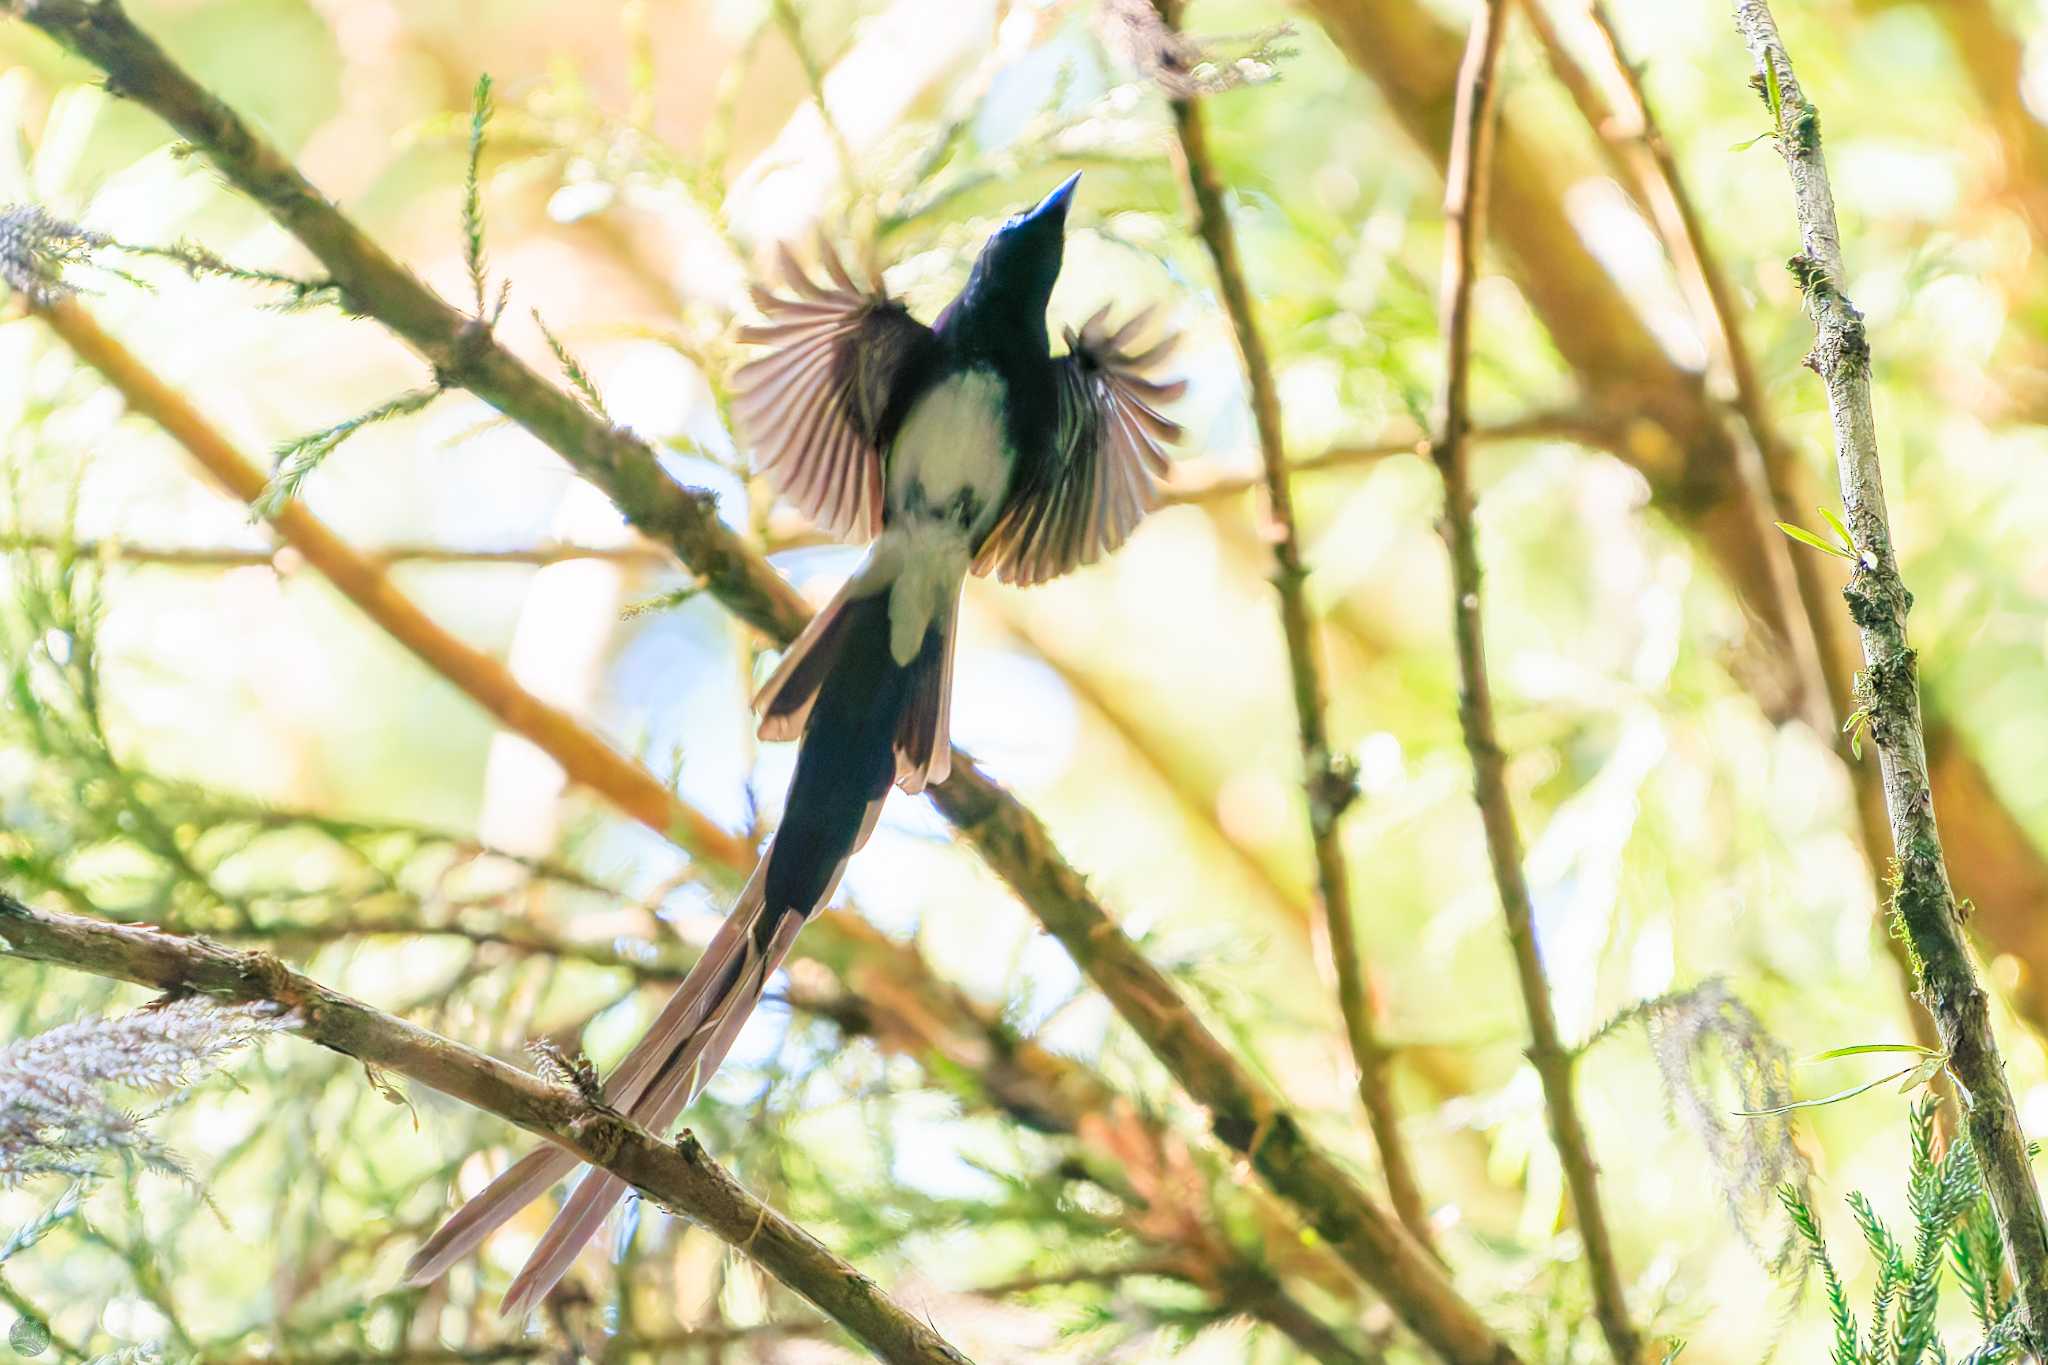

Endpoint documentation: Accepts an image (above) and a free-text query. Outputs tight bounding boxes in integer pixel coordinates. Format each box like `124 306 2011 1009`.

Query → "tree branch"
1730 2 2048 1351
1428 6 1640 1363
0 894 974 1365
1152 0 1434 1258
0 7 1511 1355
922 765 1521 1364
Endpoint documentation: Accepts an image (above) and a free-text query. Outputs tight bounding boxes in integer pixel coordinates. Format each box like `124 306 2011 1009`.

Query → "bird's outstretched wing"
973 307 1184 586
731 242 937 542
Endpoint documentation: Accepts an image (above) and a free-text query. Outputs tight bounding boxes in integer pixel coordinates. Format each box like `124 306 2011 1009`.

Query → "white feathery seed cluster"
0 997 290 1188
0 204 110 306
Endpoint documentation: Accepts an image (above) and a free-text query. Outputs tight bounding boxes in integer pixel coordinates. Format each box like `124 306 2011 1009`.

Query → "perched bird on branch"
404 171 1184 1315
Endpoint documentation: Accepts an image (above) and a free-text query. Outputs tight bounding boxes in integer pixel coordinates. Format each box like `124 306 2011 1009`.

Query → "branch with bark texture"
1731 1 2048 1352
0 5 1523 1357
1153 0 1433 1255
1428 5 1640 1363
0 894 973 1365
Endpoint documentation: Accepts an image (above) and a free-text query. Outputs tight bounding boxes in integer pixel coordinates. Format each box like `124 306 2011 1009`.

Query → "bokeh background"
3 0 2048 1360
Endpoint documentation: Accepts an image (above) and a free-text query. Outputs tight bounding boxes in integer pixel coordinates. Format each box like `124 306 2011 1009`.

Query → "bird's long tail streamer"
401 856 775 1292
405 578 940 1317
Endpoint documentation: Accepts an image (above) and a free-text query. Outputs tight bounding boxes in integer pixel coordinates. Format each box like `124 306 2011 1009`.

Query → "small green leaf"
1844 707 1872 761
622 582 707 619
1817 505 1855 552
1899 1053 1947 1093
464 73 495 320
533 308 611 422
1762 56 1784 127
1776 520 1855 559
1808 1042 1942 1062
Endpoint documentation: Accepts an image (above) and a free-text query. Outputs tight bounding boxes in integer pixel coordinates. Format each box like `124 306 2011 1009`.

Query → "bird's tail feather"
498 876 805 1320
407 572 939 1315
755 571 873 744
400 1142 577 1288
401 857 769 1292
893 590 958 793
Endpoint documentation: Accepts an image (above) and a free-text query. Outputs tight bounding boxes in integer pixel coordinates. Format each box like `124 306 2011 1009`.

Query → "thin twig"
0 895 974 1365
769 0 860 196
0 8 1522 1356
0 533 671 570
923 767 1519 1364
1159 407 1623 507
1730 3 2048 1351
1516 1 1828 728
1219 1262 1388 1365
1153 0 1434 1257
1429 5 1641 1363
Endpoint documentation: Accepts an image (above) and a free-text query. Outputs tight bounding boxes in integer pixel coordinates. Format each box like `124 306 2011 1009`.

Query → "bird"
402 170 1184 1318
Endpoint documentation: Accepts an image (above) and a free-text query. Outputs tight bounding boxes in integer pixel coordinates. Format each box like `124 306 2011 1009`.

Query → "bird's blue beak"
1024 171 1081 227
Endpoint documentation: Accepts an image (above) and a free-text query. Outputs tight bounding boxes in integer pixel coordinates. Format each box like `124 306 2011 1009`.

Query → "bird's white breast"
875 370 1012 665
887 369 1012 532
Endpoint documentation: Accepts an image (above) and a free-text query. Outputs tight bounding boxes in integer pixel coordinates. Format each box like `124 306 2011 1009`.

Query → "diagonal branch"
1427 5 1640 1362
1516 0 1831 737
0 893 973 1365
1152 0 1434 1257
1730 2 2048 1351
0 6 1522 1357
923 764 1518 1364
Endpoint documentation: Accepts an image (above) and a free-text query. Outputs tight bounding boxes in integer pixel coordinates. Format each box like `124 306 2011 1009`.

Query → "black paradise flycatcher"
403 172 1186 1316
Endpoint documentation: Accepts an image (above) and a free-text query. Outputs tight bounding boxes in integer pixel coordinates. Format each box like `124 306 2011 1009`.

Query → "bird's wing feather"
730 240 936 542
973 307 1185 586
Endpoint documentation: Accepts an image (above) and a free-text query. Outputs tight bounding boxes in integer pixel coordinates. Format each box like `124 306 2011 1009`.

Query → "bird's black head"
943 172 1079 351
